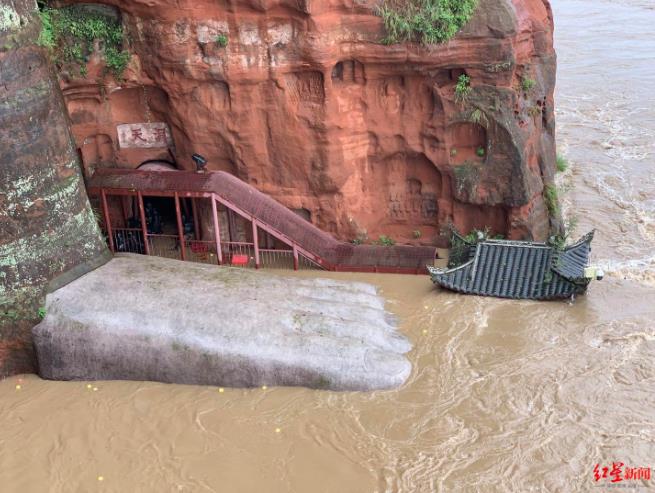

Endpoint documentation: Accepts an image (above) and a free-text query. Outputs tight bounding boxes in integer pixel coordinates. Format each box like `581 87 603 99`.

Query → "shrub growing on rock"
377 0 478 45
37 4 130 79
521 77 537 93
544 184 560 217
454 74 472 103
377 235 396 246
215 33 228 47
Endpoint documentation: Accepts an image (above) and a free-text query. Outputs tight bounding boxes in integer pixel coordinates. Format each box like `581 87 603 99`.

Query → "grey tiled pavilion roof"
428 231 595 300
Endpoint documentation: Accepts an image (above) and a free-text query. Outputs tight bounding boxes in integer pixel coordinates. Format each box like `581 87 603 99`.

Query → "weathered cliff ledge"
33 254 412 391
54 0 559 246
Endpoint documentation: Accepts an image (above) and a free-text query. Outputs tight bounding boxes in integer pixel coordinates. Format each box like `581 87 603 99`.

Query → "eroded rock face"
58 0 558 246
0 0 109 376
33 254 412 391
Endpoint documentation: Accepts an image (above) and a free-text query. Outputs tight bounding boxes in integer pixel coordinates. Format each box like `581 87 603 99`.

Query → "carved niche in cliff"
63 81 177 170
448 122 488 166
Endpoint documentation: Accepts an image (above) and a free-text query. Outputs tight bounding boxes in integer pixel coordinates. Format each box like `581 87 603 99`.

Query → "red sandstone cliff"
57 0 558 246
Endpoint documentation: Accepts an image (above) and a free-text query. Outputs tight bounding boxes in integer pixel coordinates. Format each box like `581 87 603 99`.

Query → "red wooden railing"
89 169 436 274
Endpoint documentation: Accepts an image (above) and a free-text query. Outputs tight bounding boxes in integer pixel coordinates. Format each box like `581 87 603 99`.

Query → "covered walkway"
88 169 437 274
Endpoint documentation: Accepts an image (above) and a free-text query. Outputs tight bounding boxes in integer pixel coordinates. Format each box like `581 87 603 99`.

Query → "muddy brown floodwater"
2 0 655 491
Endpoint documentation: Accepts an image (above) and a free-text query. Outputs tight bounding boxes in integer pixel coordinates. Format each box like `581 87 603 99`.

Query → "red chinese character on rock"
131 128 147 142
153 127 168 144
594 464 609 482
610 462 624 483
634 467 652 480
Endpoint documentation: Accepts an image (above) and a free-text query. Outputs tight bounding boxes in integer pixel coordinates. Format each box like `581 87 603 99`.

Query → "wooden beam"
174 192 186 261
101 189 115 253
211 195 223 265
137 192 150 256
227 208 235 243
252 219 260 269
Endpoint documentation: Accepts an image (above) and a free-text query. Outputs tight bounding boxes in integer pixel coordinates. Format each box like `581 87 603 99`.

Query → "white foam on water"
594 99 654 162
555 2 655 283
596 255 655 286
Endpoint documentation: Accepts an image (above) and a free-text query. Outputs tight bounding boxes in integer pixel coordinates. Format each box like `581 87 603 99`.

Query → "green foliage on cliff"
548 217 578 251
454 74 471 103
544 184 560 217
376 235 396 246
105 48 131 77
556 154 568 172
36 7 55 49
215 34 228 47
36 4 130 79
521 77 536 92
377 0 478 45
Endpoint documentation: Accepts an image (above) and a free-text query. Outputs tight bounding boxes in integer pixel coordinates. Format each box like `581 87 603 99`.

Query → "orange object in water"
231 254 249 265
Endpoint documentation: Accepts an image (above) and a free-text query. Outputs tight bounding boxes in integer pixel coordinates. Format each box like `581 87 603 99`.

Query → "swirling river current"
1 0 654 491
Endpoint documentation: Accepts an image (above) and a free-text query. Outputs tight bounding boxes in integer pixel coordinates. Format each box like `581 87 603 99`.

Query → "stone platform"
33 254 412 391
